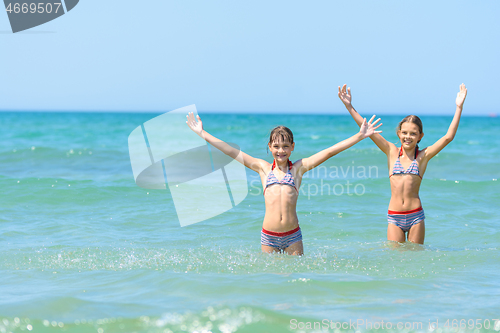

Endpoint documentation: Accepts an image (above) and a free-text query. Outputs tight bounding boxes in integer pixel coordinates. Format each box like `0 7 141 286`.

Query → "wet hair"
397 115 423 144
268 126 294 145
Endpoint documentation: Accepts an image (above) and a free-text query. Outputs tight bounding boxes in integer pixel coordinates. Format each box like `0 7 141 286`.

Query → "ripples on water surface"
1 113 499 332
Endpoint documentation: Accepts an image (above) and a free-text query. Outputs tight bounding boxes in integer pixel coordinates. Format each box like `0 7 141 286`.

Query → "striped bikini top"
264 160 298 195
390 147 421 179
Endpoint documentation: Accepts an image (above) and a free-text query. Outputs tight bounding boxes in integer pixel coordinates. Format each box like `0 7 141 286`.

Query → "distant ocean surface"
1 112 499 333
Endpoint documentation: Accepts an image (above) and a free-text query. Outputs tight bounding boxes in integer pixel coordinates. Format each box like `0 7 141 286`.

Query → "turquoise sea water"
1 112 499 333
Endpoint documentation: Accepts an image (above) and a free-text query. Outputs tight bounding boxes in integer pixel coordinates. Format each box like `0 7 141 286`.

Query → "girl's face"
398 122 424 149
268 140 295 163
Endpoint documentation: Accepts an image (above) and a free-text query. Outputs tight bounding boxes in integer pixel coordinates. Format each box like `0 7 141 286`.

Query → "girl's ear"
291 142 295 151
418 132 424 143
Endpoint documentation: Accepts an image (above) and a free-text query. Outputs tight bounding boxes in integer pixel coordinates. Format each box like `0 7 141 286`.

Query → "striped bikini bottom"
261 226 302 251
387 207 425 232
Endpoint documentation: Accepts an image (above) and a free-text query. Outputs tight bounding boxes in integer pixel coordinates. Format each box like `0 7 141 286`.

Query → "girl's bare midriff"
389 175 422 211
262 184 299 232
260 165 301 232
387 151 429 211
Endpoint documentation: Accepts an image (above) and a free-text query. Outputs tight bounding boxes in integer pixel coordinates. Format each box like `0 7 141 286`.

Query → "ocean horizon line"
0 109 497 117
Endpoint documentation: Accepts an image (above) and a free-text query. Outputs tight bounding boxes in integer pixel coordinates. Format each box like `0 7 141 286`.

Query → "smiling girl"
186 112 382 255
338 84 467 244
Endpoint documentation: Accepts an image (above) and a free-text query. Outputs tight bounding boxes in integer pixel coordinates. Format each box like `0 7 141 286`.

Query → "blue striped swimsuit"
261 226 302 251
389 147 422 179
388 147 425 231
387 207 425 232
264 160 298 194
261 160 302 251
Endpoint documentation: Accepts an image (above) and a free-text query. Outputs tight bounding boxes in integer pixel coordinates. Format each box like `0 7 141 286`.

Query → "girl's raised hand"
186 112 204 137
456 83 467 108
359 115 383 138
338 84 352 106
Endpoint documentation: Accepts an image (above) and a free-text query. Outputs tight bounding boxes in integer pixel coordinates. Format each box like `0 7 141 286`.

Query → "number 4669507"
6 3 62 14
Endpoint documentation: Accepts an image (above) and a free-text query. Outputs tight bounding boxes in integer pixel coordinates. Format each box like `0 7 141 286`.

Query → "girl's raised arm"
422 84 467 161
339 84 394 155
186 113 267 173
298 116 382 174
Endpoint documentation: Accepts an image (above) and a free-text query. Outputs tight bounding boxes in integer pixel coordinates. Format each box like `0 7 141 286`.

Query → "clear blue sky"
1 0 499 115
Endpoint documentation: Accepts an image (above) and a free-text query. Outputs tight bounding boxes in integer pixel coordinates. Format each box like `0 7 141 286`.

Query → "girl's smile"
269 141 295 162
398 122 423 148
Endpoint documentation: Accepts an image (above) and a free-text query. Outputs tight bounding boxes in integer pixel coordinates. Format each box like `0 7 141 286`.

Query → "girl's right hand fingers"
371 117 382 126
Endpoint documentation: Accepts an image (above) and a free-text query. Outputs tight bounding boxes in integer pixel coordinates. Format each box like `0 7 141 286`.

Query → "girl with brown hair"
339 84 467 244
186 112 382 255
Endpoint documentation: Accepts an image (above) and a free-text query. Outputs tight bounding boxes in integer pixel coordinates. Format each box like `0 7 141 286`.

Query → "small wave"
0 306 280 333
